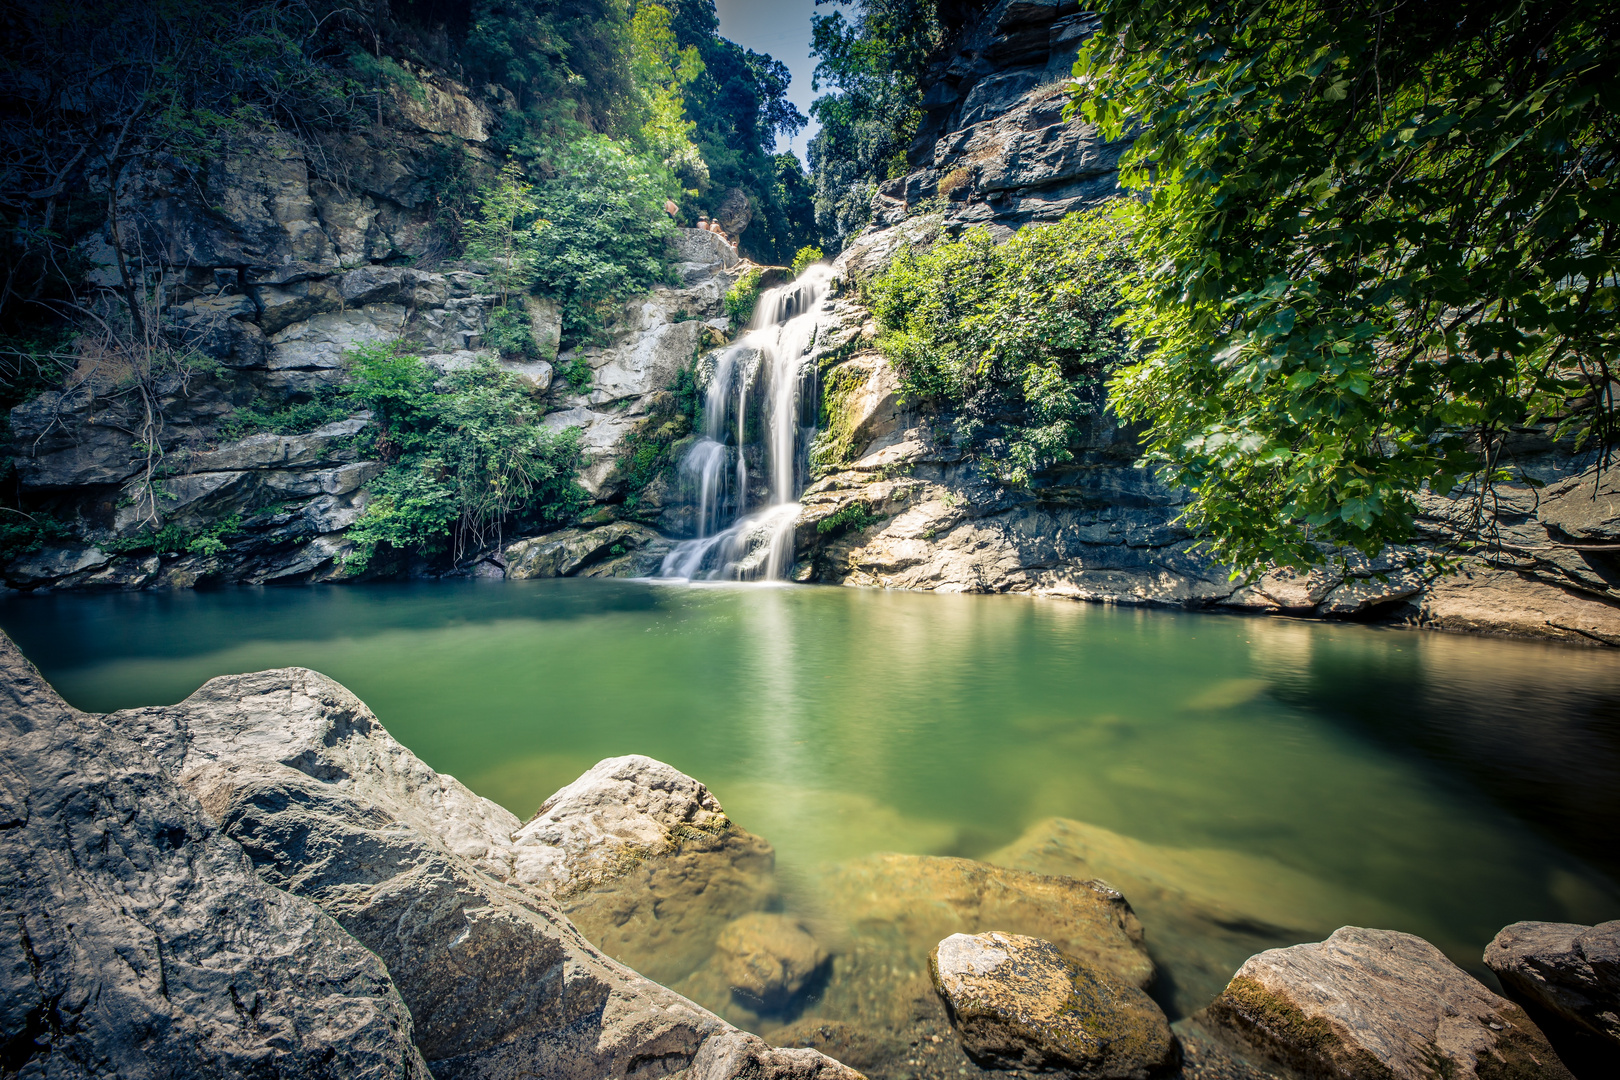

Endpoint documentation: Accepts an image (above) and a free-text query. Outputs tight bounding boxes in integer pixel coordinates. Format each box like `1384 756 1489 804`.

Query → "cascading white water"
659 265 835 581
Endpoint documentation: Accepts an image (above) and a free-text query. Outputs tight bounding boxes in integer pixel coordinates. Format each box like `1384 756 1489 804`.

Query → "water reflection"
4 580 1617 1020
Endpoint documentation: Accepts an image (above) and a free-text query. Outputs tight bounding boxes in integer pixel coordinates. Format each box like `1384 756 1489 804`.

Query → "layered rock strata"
105 668 857 1080
1202 927 1573 1080
0 632 432 1079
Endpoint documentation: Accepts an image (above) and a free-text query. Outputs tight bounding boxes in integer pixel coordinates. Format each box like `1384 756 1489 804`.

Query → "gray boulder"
1486 921 1620 1064
109 667 859 1080
1205 926 1573 1080
0 631 431 1080
929 931 1174 1078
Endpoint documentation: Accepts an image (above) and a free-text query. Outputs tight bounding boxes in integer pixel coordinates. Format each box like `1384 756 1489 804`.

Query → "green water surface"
5 579 1618 1016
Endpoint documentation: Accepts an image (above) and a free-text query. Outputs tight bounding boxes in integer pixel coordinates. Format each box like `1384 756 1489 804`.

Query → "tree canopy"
1074 0 1620 569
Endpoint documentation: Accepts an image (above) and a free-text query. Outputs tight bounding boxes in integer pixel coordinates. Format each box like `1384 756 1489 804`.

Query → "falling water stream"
659 265 835 580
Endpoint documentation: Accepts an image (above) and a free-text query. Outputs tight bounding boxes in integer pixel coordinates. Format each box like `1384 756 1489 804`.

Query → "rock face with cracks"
929 932 1175 1078
0 631 432 1080
105 667 859 1080
1205 926 1573 1080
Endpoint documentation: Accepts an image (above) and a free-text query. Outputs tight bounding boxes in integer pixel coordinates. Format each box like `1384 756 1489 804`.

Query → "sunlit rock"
929 931 1174 1078
1205 927 1573 1080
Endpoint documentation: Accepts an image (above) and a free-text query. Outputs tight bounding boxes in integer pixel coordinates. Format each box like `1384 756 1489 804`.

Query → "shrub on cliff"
341 343 585 574
868 206 1139 483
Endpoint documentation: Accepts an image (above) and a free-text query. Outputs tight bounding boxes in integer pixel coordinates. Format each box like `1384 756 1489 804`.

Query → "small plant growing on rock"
724 267 765 328
791 245 825 277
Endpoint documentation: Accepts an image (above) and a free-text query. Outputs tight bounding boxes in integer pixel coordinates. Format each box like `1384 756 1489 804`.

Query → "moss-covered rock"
1204 927 1574 1080
929 931 1176 1078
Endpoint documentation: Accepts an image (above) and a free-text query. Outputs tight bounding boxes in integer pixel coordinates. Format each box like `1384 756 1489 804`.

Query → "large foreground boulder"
929 932 1175 1078
1485 920 1619 1076
0 633 430 1080
108 667 856 1080
1204 926 1573 1080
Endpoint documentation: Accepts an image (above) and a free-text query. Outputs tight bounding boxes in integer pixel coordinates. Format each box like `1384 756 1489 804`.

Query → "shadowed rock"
107 667 856 1080
1486 920 1619 1076
0 631 431 1080
929 932 1175 1078
1204 926 1573 1080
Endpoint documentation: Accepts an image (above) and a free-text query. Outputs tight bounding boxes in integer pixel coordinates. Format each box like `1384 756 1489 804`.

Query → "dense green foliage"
1074 0 1620 568
523 136 679 345
724 268 765 328
792 246 827 276
216 386 354 442
340 343 586 574
869 208 1137 482
806 0 944 246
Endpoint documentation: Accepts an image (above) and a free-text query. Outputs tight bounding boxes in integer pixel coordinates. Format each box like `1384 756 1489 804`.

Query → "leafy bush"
218 386 354 441
816 502 876 536
341 342 585 574
1076 0 1620 568
524 136 679 347
724 267 765 328
0 510 76 563
868 206 1138 483
103 515 243 557
791 245 826 277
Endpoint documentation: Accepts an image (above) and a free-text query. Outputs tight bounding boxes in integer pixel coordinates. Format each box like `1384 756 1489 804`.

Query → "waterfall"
659 265 835 581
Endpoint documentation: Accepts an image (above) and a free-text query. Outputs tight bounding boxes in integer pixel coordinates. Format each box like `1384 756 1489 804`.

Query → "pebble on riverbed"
929 931 1177 1079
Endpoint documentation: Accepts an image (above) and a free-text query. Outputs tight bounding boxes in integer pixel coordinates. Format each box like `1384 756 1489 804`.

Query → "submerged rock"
514 755 781 988
0 632 431 1080
988 816 1407 1017
752 854 1156 1079
930 932 1175 1078
1485 920 1620 1073
108 667 858 1080
716 913 830 1010
1205 926 1573 1080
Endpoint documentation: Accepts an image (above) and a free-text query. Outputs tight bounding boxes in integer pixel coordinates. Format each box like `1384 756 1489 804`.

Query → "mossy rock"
929 931 1176 1079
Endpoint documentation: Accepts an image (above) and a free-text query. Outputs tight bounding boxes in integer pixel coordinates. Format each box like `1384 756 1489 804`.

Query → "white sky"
714 0 825 162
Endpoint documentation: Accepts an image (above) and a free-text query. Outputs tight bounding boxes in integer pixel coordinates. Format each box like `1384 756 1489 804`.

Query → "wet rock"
930 932 1174 1078
109 668 860 1080
717 913 830 1009
0 631 431 1080
1485 921 1620 1064
1205 926 1574 1080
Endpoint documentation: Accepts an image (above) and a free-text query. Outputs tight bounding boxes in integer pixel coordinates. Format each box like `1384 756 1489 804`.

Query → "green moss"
811 366 867 474
1475 1004 1575 1080
1210 976 1395 1080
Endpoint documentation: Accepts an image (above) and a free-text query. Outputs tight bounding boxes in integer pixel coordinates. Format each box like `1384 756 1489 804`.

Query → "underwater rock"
766 853 1155 1076
987 816 1407 1017
929 932 1174 1078
1205 926 1573 1080
1485 920 1620 1072
108 667 858 1080
519 756 781 989
0 631 431 1080
716 913 830 1009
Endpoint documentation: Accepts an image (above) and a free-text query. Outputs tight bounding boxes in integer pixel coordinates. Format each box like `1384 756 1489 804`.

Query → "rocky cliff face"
3 57 747 590
789 0 1620 647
